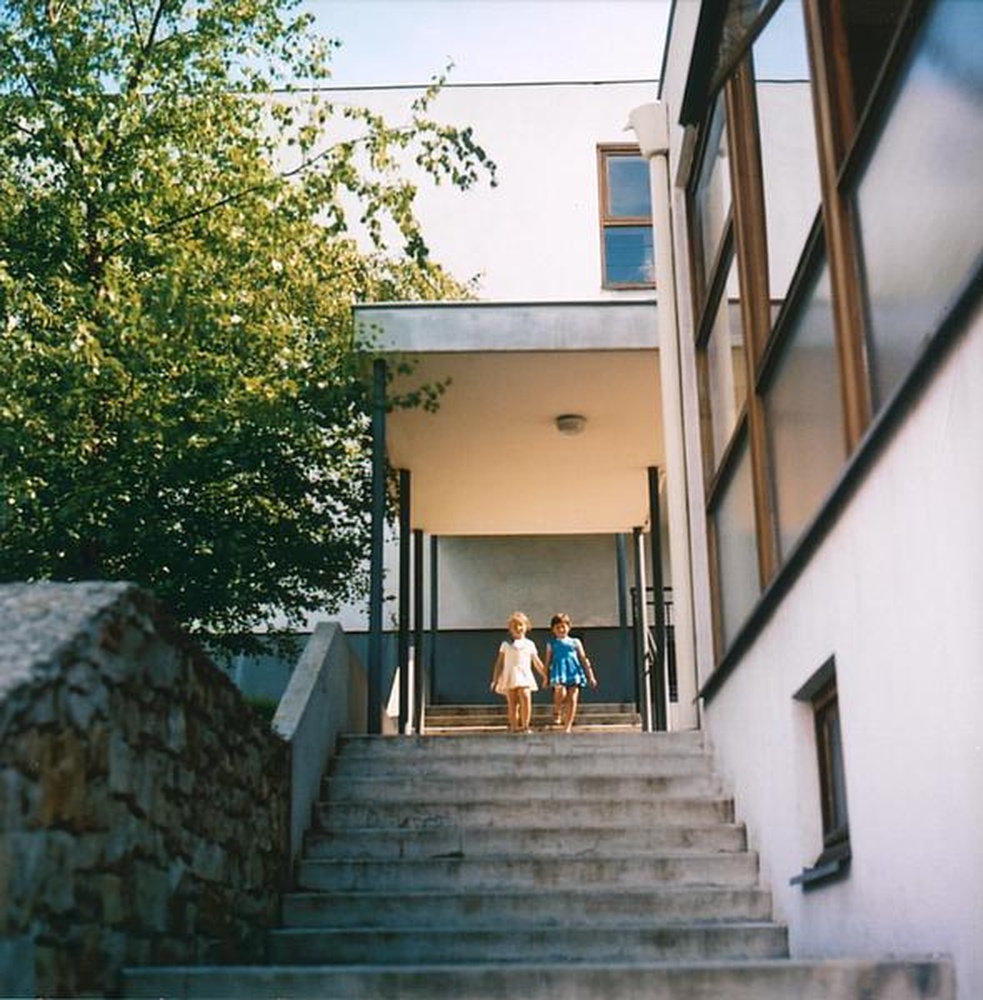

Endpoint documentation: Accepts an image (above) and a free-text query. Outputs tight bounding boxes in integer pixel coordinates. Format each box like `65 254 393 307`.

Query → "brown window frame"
597 143 656 290
686 0 969 671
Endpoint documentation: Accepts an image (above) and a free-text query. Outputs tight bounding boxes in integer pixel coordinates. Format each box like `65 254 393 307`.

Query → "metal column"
397 469 411 734
649 466 668 731
633 526 654 733
413 528 425 733
615 533 633 706
368 359 387 735
429 535 439 712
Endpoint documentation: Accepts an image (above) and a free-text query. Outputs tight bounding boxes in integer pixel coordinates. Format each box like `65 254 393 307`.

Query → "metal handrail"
630 586 677 728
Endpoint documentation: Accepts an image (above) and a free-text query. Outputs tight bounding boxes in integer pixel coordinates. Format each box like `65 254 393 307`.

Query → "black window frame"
792 657 851 889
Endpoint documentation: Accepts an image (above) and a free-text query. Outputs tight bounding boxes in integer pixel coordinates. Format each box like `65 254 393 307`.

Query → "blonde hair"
508 611 531 630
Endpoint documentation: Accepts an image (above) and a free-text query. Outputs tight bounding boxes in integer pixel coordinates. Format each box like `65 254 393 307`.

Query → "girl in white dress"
490 612 547 733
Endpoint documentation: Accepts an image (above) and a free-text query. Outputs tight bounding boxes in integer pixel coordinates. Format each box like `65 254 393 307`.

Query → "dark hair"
550 613 571 628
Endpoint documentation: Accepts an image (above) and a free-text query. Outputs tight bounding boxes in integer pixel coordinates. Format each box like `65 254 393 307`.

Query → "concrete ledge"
272 623 368 861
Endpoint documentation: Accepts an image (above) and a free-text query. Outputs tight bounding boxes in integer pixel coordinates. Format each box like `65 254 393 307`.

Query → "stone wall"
0 582 290 997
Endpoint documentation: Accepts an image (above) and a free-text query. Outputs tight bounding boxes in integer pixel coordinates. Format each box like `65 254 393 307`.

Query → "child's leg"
552 684 563 723
563 685 581 733
505 689 519 731
517 688 532 731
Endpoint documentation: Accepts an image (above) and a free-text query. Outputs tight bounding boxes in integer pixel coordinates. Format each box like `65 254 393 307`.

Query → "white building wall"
320 80 658 301
702 311 983 998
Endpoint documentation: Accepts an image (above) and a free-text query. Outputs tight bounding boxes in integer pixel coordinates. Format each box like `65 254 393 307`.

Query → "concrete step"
294 852 760 893
267 922 789 965
423 702 643 733
124 957 956 999
424 701 639 719
425 716 642 733
280 885 775 929
323 772 722 803
304 821 748 859
336 729 703 757
317 792 736 830
329 748 713 780
427 701 640 715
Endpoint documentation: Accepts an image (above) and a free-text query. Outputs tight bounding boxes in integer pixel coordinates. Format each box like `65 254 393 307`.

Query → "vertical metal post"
615 533 633 704
633 526 654 732
429 535 439 712
398 469 411 734
368 359 387 735
649 466 668 731
413 529 425 734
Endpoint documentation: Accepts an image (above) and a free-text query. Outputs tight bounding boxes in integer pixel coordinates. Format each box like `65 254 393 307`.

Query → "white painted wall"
315 80 659 301
702 311 983 998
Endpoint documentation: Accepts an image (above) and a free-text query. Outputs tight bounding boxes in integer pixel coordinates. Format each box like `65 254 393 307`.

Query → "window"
597 145 654 288
793 659 851 889
762 255 845 560
850 0 983 409
684 0 983 664
690 95 731 301
709 434 759 650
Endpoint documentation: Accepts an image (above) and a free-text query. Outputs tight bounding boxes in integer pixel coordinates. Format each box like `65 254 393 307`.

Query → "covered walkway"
355 300 696 734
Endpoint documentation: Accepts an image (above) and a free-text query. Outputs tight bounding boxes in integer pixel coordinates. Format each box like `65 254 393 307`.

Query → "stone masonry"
0 582 290 997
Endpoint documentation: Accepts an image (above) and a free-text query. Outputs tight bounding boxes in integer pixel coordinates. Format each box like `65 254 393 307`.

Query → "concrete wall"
702 312 983 998
0 583 289 997
273 623 370 860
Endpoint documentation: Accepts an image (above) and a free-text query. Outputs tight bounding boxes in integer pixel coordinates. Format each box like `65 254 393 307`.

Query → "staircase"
125 705 954 999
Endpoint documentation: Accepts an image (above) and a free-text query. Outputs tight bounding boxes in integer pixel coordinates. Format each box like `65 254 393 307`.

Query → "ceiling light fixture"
555 413 587 436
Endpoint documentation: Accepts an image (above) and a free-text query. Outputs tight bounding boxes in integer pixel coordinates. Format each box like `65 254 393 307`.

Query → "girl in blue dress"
544 612 597 732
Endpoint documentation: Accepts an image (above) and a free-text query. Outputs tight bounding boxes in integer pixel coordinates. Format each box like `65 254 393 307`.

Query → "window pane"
692 95 731 287
764 260 845 560
753 0 822 305
604 226 654 285
841 0 909 138
713 440 759 649
825 707 849 836
853 0 983 409
606 155 651 218
704 256 746 472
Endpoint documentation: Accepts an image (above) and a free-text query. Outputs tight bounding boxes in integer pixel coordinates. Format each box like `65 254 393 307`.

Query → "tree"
0 0 495 637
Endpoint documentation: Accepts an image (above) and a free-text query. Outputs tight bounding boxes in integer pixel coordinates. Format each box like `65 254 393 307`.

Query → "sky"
302 0 672 88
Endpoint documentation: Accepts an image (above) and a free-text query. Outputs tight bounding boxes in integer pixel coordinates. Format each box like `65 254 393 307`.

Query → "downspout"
628 102 700 730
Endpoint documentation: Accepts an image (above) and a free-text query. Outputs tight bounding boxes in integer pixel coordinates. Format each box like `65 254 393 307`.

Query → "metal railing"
631 585 677 730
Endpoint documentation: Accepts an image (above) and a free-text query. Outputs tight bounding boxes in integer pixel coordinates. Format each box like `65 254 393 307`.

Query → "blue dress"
547 636 588 688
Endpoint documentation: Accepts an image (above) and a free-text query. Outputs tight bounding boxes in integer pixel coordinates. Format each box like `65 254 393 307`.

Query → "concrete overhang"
354 301 664 536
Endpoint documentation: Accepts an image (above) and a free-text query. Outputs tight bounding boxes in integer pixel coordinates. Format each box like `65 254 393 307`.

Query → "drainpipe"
628 102 699 730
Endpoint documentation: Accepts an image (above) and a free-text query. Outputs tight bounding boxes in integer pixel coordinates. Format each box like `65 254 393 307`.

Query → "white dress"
494 637 539 693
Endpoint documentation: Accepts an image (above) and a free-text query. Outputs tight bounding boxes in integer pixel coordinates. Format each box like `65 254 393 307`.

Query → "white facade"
657 2 983 996
701 313 983 984
322 80 657 301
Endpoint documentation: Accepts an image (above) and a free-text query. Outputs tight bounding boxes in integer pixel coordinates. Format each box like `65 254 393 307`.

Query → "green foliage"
0 0 495 635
